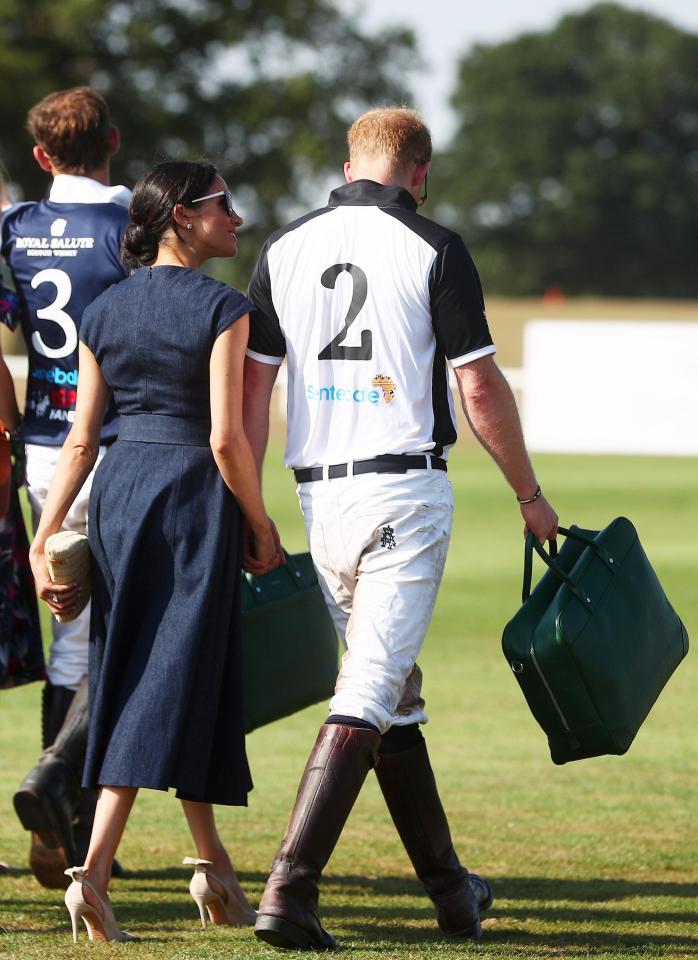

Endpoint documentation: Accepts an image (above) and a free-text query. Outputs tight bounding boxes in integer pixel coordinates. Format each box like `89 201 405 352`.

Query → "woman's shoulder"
187 271 250 307
83 271 136 322
81 272 140 350
181 274 254 334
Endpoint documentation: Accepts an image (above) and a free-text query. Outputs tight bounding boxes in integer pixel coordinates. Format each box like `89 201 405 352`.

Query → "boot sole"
444 916 482 940
255 915 336 951
29 832 71 889
14 790 74 888
14 788 75 857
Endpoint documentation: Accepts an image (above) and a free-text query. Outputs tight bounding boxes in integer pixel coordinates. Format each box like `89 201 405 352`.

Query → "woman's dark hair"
121 160 217 270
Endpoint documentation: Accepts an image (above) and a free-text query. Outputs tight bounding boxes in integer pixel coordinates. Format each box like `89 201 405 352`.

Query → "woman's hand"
242 518 284 575
29 544 81 618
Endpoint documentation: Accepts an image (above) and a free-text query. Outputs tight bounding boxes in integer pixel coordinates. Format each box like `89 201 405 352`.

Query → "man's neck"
348 162 403 189
51 165 111 186
344 159 418 204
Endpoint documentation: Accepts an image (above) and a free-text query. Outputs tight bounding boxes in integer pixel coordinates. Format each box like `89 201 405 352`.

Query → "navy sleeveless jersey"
1 200 129 445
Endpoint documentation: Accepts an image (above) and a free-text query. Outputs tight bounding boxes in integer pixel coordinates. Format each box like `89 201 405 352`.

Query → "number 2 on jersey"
30 268 78 360
318 262 371 361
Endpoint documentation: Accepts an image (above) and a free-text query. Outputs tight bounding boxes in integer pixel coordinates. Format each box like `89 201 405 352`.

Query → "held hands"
242 517 285 575
520 493 558 544
29 544 81 618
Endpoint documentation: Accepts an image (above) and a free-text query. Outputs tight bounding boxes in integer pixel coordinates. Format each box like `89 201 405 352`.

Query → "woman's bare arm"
209 315 281 571
30 342 110 613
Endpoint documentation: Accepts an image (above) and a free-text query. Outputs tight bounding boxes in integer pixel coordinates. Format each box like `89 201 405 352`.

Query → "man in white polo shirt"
243 107 558 949
1 86 130 886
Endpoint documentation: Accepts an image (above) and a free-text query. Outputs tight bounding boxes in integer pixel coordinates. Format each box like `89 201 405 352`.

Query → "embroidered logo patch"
380 525 397 549
372 374 397 404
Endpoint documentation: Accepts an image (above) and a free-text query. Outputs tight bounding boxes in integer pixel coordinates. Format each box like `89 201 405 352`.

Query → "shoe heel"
190 891 209 929
67 904 80 943
255 913 331 950
184 856 256 928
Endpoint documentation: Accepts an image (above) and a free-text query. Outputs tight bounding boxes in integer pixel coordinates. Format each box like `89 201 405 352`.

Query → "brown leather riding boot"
375 736 493 938
255 723 381 950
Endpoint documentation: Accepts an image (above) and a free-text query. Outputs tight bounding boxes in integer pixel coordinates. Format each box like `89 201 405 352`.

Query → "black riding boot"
375 728 493 938
255 722 381 950
13 678 87 887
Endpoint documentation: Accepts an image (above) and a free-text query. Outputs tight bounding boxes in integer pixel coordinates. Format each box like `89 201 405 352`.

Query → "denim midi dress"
79 266 254 805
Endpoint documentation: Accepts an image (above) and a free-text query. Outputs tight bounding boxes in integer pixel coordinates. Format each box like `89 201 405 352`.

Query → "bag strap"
522 534 556 603
556 525 617 571
522 524 618 608
523 533 593 611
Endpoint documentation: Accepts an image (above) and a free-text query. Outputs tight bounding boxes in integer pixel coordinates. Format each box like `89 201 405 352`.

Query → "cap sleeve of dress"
214 287 254 338
79 299 99 355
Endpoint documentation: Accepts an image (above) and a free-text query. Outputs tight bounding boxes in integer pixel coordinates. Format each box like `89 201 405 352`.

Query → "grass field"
0 441 696 959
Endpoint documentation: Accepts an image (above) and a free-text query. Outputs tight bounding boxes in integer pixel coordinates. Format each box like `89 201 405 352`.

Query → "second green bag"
241 551 339 733
502 518 689 764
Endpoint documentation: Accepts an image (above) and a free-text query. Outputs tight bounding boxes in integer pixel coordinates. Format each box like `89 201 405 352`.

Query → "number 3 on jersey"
30 268 78 359
318 262 371 361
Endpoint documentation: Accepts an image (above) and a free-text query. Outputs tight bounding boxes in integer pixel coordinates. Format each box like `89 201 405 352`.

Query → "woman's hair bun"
121 221 159 270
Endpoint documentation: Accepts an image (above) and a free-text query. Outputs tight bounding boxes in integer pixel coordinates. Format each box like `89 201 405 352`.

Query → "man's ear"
32 145 53 174
344 161 353 183
108 126 120 158
412 161 429 189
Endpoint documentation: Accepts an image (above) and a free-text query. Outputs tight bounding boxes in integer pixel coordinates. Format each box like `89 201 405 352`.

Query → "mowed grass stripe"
1 445 696 959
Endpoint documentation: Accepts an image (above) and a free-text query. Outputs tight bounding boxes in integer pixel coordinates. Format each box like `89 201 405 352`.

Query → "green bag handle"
242 550 316 607
279 551 317 589
522 525 617 610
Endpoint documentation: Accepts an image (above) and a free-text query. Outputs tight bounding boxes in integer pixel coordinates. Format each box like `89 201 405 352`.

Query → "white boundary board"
522 320 698 456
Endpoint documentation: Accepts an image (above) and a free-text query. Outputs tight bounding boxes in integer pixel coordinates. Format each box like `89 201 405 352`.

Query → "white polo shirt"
247 179 495 469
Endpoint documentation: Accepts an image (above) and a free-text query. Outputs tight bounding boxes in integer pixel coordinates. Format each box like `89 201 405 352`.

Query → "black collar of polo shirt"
327 179 418 211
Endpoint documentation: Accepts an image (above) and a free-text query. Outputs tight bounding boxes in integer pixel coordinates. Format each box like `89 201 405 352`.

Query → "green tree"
434 3 698 296
0 0 415 284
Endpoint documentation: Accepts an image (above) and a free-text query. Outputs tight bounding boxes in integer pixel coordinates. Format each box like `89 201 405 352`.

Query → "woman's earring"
186 223 193 231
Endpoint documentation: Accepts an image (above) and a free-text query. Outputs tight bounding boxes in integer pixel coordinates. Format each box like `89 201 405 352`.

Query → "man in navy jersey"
243 107 558 948
1 87 130 886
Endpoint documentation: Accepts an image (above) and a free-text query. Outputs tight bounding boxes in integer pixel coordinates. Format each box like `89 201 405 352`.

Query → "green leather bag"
240 551 339 733
502 518 689 764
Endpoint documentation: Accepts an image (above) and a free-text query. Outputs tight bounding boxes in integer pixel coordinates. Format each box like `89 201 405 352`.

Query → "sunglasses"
189 189 236 218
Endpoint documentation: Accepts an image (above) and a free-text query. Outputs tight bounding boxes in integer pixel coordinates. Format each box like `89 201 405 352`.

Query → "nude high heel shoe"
64 866 136 942
183 857 256 928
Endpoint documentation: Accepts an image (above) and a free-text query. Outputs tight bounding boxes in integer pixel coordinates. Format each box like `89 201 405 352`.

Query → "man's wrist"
516 484 542 504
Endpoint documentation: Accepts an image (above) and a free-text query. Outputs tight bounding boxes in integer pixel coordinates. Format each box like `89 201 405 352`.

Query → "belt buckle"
328 463 348 480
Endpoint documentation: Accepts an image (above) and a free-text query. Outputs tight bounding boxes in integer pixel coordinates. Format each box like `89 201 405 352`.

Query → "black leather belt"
294 454 447 483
